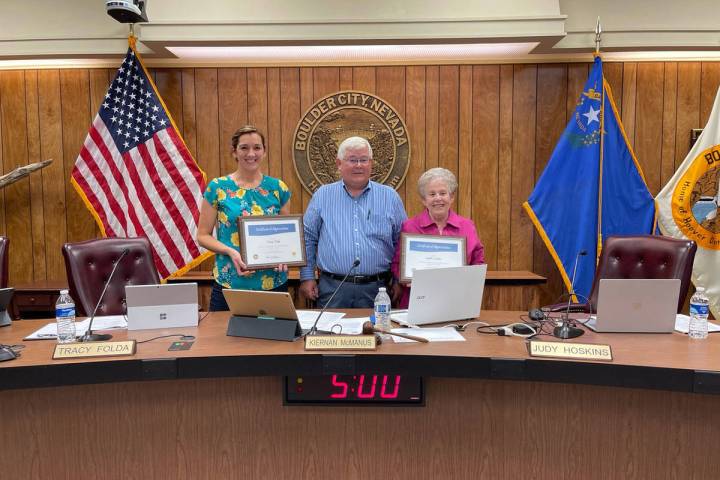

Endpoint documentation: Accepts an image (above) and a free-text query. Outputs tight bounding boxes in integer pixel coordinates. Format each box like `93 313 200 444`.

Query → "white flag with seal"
656 87 720 318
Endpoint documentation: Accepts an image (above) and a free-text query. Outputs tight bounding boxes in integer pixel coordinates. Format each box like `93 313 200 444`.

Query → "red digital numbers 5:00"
284 375 423 405
330 374 401 399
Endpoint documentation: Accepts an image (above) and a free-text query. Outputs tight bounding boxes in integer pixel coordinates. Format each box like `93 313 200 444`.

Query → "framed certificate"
238 214 307 269
399 234 466 283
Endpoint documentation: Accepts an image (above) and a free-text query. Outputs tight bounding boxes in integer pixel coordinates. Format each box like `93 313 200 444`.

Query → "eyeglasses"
343 157 370 165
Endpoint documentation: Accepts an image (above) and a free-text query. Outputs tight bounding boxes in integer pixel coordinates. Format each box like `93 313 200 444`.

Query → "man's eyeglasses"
343 157 370 165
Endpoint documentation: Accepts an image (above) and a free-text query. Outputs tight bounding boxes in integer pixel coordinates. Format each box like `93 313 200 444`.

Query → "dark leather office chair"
62 237 160 316
549 235 697 314
0 236 9 288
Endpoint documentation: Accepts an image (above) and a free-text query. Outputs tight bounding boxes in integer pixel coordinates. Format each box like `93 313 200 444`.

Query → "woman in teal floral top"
197 125 292 311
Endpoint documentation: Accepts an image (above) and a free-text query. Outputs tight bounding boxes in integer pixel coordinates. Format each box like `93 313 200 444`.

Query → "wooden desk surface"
0 310 717 393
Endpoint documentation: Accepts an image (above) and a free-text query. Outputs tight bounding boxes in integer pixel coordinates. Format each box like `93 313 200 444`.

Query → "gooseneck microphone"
554 249 587 339
566 250 587 309
80 248 130 342
307 259 360 335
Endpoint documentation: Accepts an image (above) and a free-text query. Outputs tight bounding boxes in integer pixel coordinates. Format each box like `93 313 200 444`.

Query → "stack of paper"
296 310 366 335
674 314 720 334
390 327 465 343
24 316 128 340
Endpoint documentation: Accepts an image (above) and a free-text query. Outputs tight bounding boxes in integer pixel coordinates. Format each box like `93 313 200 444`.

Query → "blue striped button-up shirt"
300 180 407 280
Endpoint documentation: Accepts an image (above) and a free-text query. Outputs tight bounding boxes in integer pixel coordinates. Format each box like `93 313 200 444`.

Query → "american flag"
71 40 209 279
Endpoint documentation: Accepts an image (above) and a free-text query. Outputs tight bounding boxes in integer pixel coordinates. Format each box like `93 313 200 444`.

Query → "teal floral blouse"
204 175 291 290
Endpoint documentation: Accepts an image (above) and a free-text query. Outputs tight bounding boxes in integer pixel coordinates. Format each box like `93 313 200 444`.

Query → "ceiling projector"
106 0 148 23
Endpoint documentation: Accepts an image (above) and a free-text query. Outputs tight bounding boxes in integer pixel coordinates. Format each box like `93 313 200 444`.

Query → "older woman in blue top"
197 125 291 311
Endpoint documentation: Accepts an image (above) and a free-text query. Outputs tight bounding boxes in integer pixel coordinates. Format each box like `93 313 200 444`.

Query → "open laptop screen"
125 283 198 330
587 278 680 333
223 289 298 320
401 264 487 326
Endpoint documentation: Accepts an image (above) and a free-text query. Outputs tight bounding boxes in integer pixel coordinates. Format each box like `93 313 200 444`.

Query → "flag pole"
595 17 602 55
128 24 137 50
596 18 604 262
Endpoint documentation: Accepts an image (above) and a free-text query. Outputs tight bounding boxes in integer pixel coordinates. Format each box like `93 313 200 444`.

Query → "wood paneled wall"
1 62 719 305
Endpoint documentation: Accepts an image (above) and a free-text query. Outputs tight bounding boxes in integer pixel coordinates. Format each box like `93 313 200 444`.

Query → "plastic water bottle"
374 287 392 340
55 289 77 344
688 287 710 340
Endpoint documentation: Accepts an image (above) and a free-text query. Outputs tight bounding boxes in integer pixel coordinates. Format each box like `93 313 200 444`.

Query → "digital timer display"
284 375 424 405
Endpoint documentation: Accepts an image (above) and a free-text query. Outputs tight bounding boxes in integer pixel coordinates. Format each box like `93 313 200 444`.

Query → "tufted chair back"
588 235 697 313
0 236 8 288
62 237 160 316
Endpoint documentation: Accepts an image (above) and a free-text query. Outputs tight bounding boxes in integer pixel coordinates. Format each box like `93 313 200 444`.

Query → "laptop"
223 289 298 320
223 289 302 341
584 279 681 333
0 287 13 327
125 283 199 330
391 264 487 326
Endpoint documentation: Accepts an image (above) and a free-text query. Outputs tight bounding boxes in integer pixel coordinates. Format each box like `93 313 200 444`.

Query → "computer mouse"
0 345 18 361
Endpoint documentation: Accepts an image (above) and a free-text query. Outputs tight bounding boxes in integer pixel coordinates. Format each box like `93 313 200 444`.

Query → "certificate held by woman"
239 214 306 269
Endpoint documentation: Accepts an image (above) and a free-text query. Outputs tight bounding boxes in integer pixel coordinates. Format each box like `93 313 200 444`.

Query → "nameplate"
528 341 612 362
304 335 377 351
52 341 137 360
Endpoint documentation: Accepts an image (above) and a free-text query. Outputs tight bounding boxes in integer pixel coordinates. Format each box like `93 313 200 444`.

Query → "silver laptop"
0 288 13 327
126 283 199 330
223 289 298 320
584 279 680 333
392 265 487 326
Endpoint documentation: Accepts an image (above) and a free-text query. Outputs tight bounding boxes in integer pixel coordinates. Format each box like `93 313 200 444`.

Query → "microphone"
554 249 587 339
307 259 360 335
80 248 129 342
566 249 587 308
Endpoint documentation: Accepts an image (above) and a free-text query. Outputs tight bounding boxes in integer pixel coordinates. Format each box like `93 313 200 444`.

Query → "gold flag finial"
128 24 138 49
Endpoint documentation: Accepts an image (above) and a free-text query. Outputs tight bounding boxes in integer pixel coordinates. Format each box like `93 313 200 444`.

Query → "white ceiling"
1 0 718 67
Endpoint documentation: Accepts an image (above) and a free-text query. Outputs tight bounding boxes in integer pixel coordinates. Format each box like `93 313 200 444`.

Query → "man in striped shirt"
300 137 407 308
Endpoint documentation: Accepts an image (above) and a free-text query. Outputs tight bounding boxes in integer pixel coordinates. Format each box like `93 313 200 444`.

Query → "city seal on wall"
671 143 720 250
293 91 410 194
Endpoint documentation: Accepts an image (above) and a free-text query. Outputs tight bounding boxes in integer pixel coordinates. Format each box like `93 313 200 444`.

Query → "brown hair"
231 125 266 151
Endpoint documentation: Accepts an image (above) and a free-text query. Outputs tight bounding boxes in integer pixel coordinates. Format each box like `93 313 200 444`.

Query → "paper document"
390 327 465 343
24 315 128 340
296 310 345 328
673 314 720 334
390 312 409 326
295 310 366 334
323 317 368 335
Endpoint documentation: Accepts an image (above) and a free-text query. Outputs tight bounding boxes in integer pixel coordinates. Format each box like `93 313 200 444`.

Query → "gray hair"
337 136 373 161
417 167 458 198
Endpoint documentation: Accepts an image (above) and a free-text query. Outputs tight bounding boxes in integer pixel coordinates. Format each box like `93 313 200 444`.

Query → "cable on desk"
2 344 25 354
136 334 195 344
443 321 489 332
